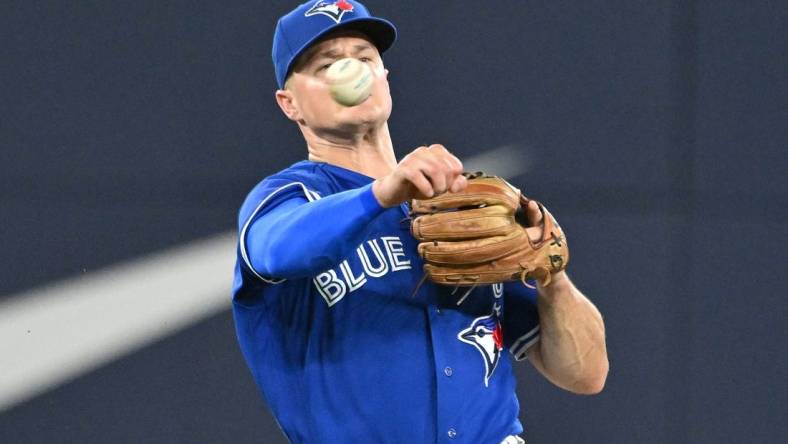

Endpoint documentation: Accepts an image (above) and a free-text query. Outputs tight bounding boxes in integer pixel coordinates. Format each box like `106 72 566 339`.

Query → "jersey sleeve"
237 177 323 284
503 281 541 361
238 178 386 283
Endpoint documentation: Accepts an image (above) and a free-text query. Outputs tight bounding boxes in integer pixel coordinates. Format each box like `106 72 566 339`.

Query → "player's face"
278 32 392 132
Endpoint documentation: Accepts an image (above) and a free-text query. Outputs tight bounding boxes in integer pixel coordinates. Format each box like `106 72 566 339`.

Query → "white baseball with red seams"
325 57 373 106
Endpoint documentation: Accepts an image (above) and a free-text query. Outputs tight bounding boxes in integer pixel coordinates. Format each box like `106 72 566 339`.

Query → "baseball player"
232 1 608 443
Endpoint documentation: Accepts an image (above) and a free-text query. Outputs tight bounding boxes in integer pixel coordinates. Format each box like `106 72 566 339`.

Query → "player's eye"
317 63 332 72
359 57 372 63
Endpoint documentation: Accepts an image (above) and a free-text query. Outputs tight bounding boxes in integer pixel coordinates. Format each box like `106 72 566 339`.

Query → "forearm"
246 183 386 278
530 272 608 394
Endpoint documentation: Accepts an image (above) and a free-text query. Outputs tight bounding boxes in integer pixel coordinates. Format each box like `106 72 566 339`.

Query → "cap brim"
286 17 397 79
332 17 397 54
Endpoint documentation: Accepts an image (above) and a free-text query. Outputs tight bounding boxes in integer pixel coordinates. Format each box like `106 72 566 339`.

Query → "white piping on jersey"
239 182 320 284
510 325 540 361
501 435 526 444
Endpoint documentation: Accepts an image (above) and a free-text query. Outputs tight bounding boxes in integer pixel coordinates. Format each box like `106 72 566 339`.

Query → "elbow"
574 376 607 395
254 246 332 280
572 358 609 395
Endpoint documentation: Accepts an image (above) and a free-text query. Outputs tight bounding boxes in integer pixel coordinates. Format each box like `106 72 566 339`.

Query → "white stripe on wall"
462 144 530 180
0 232 236 412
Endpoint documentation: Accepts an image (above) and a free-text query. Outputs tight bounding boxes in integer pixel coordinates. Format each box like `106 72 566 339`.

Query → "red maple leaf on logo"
493 325 503 350
336 0 353 11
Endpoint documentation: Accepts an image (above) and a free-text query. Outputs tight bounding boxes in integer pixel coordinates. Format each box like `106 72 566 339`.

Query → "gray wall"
1 1 785 442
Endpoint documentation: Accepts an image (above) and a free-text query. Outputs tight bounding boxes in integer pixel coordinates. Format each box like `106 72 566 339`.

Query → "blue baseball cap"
272 1 397 89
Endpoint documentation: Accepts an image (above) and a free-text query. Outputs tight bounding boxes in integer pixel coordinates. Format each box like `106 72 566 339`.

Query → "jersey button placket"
428 300 454 443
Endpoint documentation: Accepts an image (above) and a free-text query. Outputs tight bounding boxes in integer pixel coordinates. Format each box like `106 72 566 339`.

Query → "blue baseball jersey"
232 161 541 443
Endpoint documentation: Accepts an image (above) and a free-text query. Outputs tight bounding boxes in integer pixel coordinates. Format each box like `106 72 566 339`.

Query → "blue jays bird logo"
305 0 355 24
458 312 504 387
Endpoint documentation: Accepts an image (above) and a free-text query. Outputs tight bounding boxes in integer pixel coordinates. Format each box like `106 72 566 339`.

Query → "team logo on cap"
458 309 504 387
305 0 355 24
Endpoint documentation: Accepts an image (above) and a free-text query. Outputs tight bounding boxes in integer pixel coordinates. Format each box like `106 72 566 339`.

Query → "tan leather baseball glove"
410 173 569 293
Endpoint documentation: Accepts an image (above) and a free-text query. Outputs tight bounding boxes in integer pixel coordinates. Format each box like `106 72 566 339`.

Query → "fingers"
449 174 467 193
402 167 436 198
421 145 462 194
373 144 465 207
424 158 448 195
403 144 464 197
522 200 545 242
525 200 543 226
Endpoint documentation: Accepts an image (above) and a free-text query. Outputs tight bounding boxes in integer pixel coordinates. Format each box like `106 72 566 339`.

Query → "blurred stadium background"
1 1 785 442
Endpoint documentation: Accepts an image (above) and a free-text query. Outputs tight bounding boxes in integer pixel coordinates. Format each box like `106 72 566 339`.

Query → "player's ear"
275 88 300 122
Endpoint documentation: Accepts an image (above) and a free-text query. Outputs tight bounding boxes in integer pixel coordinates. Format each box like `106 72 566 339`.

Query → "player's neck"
303 124 396 179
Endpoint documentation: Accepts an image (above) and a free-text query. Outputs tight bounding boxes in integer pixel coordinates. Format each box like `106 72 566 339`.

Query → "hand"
523 199 545 243
372 144 467 208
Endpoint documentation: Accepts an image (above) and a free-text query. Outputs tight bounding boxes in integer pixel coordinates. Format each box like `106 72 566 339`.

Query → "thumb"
525 226 543 243
526 200 543 226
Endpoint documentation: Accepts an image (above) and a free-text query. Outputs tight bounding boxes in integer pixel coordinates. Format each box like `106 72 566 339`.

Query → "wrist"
360 183 387 213
371 178 398 208
537 271 572 302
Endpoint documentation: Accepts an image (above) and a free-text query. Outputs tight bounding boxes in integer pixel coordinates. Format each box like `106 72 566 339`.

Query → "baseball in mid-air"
325 58 373 106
